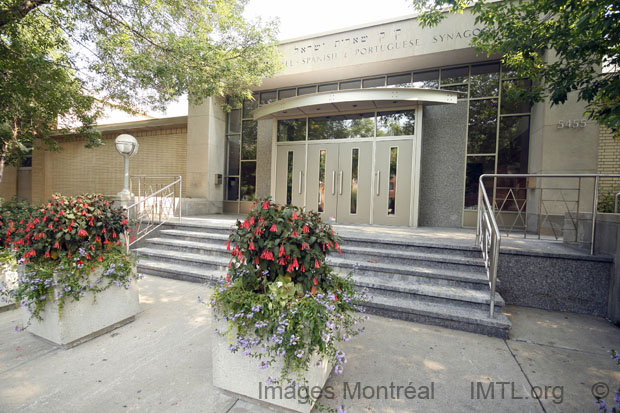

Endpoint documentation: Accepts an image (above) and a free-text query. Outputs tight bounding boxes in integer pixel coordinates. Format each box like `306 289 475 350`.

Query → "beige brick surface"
31 128 187 202
598 126 620 194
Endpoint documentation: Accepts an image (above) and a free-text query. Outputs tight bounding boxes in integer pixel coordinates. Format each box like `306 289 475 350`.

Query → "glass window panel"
318 150 326 212
350 148 359 214
277 119 306 142
441 66 469 85
496 116 530 210
340 80 361 90
388 147 398 215
241 120 257 160
227 135 240 175
240 162 256 201
278 88 296 100
376 110 415 136
286 151 294 205
501 65 520 79
465 156 495 209
242 94 258 118
226 177 240 201
470 63 500 98
362 77 386 88
260 91 277 105
298 85 317 96
318 83 338 93
467 99 498 154
387 73 412 87
228 109 241 133
412 70 439 88
440 84 468 94
308 113 375 140
501 79 532 114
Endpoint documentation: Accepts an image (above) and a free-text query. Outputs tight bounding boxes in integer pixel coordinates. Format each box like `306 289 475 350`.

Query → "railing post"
179 176 183 221
591 176 599 255
476 178 483 246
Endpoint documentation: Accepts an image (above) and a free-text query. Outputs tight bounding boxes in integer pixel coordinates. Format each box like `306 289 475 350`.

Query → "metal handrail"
476 173 620 318
124 176 182 253
615 192 620 213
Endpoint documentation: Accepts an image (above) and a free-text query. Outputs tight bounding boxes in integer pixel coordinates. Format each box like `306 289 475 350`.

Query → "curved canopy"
252 87 459 120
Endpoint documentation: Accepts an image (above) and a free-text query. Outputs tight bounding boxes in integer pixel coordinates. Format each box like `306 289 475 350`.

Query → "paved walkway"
0 276 618 412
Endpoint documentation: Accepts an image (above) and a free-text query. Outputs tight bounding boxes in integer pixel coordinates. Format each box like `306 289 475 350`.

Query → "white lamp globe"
115 134 139 157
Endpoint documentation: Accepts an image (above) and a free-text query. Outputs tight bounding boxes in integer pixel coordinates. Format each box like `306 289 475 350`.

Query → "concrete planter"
0 259 18 312
212 319 332 413
25 266 140 347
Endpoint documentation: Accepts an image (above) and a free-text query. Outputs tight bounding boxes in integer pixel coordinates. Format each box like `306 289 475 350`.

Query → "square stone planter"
0 260 18 312
24 267 140 347
212 319 332 413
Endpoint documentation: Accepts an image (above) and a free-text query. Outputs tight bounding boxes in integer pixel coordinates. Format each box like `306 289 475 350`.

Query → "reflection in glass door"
337 142 373 224
275 144 306 207
307 143 339 221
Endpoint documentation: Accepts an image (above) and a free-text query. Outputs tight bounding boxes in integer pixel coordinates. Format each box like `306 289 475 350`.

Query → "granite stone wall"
419 101 467 227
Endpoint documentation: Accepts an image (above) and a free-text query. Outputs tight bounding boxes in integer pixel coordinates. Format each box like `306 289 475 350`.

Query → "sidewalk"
0 275 618 412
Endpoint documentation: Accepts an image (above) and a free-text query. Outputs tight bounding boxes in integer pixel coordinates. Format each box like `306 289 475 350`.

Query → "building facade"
4 9 616 228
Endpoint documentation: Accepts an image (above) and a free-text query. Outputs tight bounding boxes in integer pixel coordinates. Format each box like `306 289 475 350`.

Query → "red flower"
44 251 50 258
261 250 274 261
279 245 285 257
300 265 306 273
122 219 128 226
334 294 338 302
249 241 255 251
302 225 310 234
249 216 255 226
226 240 231 251
292 257 299 269
48 223 53 230
78 229 88 237
262 201 270 210
292 211 298 220
53 241 60 249
315 259 320 269
97 256 103 262
278 257 287 265
269 224 278 232
301 242 309 251
313 277 318 285
292 230 298 237
112 232 117 239
311 286 317 295
77 260 84 266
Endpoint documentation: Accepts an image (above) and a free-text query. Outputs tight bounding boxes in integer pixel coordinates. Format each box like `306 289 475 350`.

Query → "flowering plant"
206 198 368 403
0 194 138 325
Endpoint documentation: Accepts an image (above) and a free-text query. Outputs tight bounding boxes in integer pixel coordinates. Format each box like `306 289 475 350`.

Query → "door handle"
331 170 336 195
376 171 380 196
298 171 303 194
339 171 343 195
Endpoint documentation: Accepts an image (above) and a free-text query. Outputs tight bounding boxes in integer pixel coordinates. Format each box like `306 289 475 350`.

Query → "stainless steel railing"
615 192 620 213
476 173 620 318
124 175 182 252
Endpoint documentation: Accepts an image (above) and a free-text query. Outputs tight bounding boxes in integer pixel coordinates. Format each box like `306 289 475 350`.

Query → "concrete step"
329 257 491 290
363 294 510 339
145 237 229 257
354 272 503 313
340 236 481 258
137 258 225 284
159 229 230 243
166 222 234 235
134 248 229 272
340 245 485 274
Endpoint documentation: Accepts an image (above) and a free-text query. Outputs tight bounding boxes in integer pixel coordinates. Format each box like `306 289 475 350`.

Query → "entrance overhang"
252 87 459 120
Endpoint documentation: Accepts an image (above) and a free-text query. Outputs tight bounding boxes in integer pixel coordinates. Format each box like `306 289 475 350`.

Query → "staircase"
134 221 511 338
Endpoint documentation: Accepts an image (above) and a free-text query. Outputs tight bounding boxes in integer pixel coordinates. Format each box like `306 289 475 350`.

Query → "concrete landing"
0 276 618 412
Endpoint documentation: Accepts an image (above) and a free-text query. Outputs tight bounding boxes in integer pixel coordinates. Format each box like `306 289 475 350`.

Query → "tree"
0 0 280 181
410 0 620 133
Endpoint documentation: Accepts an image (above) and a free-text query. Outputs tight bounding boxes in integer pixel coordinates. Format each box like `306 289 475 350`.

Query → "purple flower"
321 332 330 343
259 361 269 370
334 364 344 374
265 377 274 386
295 349 304 358
197 296 204 304
277 348 286 357
337 406 347 413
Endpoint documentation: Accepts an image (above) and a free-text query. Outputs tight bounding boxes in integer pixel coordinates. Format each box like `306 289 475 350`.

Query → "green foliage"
208 198 368 395
598 191 619 213
410 0 620 133
0 0 281 167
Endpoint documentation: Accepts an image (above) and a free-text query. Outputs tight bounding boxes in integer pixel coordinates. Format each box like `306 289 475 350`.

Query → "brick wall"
0 166 17 200
31 127 187 202
598 126 620 195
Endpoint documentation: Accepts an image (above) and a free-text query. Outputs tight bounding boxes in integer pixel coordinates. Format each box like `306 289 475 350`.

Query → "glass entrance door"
275 144 306 207
373 139 414 226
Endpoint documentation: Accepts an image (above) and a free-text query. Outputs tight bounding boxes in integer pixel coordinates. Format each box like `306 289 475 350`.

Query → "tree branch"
0 0 50 29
